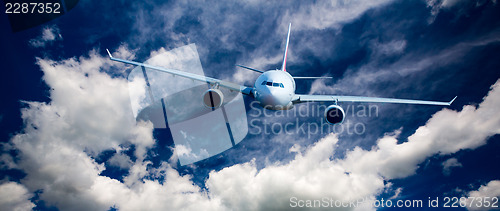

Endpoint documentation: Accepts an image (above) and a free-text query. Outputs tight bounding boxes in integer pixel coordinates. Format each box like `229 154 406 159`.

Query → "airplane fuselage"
253 70 296 110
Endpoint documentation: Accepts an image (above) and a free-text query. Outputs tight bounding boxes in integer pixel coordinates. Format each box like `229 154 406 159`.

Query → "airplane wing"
106 49 253 95
292 94 457 106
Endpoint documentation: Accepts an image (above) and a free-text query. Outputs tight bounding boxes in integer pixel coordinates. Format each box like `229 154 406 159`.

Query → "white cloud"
29 25 63 48
426 0 468 12
389 187 403 200
441 158 462 176
372 40 407 56
9 50 154 210
236 0 397 83
124 0 398 85
466 180 500 211
283 0 394 31
426 0 497 23
0 182 35 211
4 49 228 211
207 134 382 210
229 53 282 84
0 153 16 169
308 31 500 96
338 79 500 179
107 152 133 169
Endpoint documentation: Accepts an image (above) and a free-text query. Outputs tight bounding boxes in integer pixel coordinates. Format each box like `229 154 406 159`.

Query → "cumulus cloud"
466 180 500 211
209 72 500 209
29 25 63 48
107 152 134 169
0 152 16 169
207 134 382 210
2 49 227 211
338 79 500 179
9 49 156 210
0 182 35 211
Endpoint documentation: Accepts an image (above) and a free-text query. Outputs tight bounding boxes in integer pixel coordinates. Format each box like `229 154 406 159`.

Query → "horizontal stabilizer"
236 64 264 73
106 49 113 58
293 76 333 79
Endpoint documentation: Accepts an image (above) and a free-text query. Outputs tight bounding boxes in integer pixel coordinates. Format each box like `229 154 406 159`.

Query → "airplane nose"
258 87 289 108
269 88 279 97
261 89 278 105
269 89 287 105
264 95 275 105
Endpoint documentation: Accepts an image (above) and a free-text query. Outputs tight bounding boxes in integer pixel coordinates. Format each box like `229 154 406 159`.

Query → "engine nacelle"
202 89 224 109
324 104 345 125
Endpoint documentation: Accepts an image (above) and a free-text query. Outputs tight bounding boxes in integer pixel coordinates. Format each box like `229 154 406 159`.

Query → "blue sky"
1 0 500 210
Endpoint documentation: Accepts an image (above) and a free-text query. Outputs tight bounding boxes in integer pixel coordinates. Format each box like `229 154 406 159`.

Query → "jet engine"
324 104 345 125
202 89 224 109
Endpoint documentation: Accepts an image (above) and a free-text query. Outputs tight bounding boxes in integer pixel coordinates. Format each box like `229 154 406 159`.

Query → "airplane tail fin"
281 23 291 72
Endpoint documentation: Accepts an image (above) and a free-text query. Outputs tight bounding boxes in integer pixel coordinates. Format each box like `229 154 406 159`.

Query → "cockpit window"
261 81 284 88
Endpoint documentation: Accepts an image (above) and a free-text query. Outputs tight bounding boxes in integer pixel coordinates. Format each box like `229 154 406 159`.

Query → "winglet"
448 96 457 105
106 49 113 58
281 23 291 72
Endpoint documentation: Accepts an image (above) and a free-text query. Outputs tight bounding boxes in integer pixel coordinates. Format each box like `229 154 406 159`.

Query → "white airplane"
107 23 456 125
